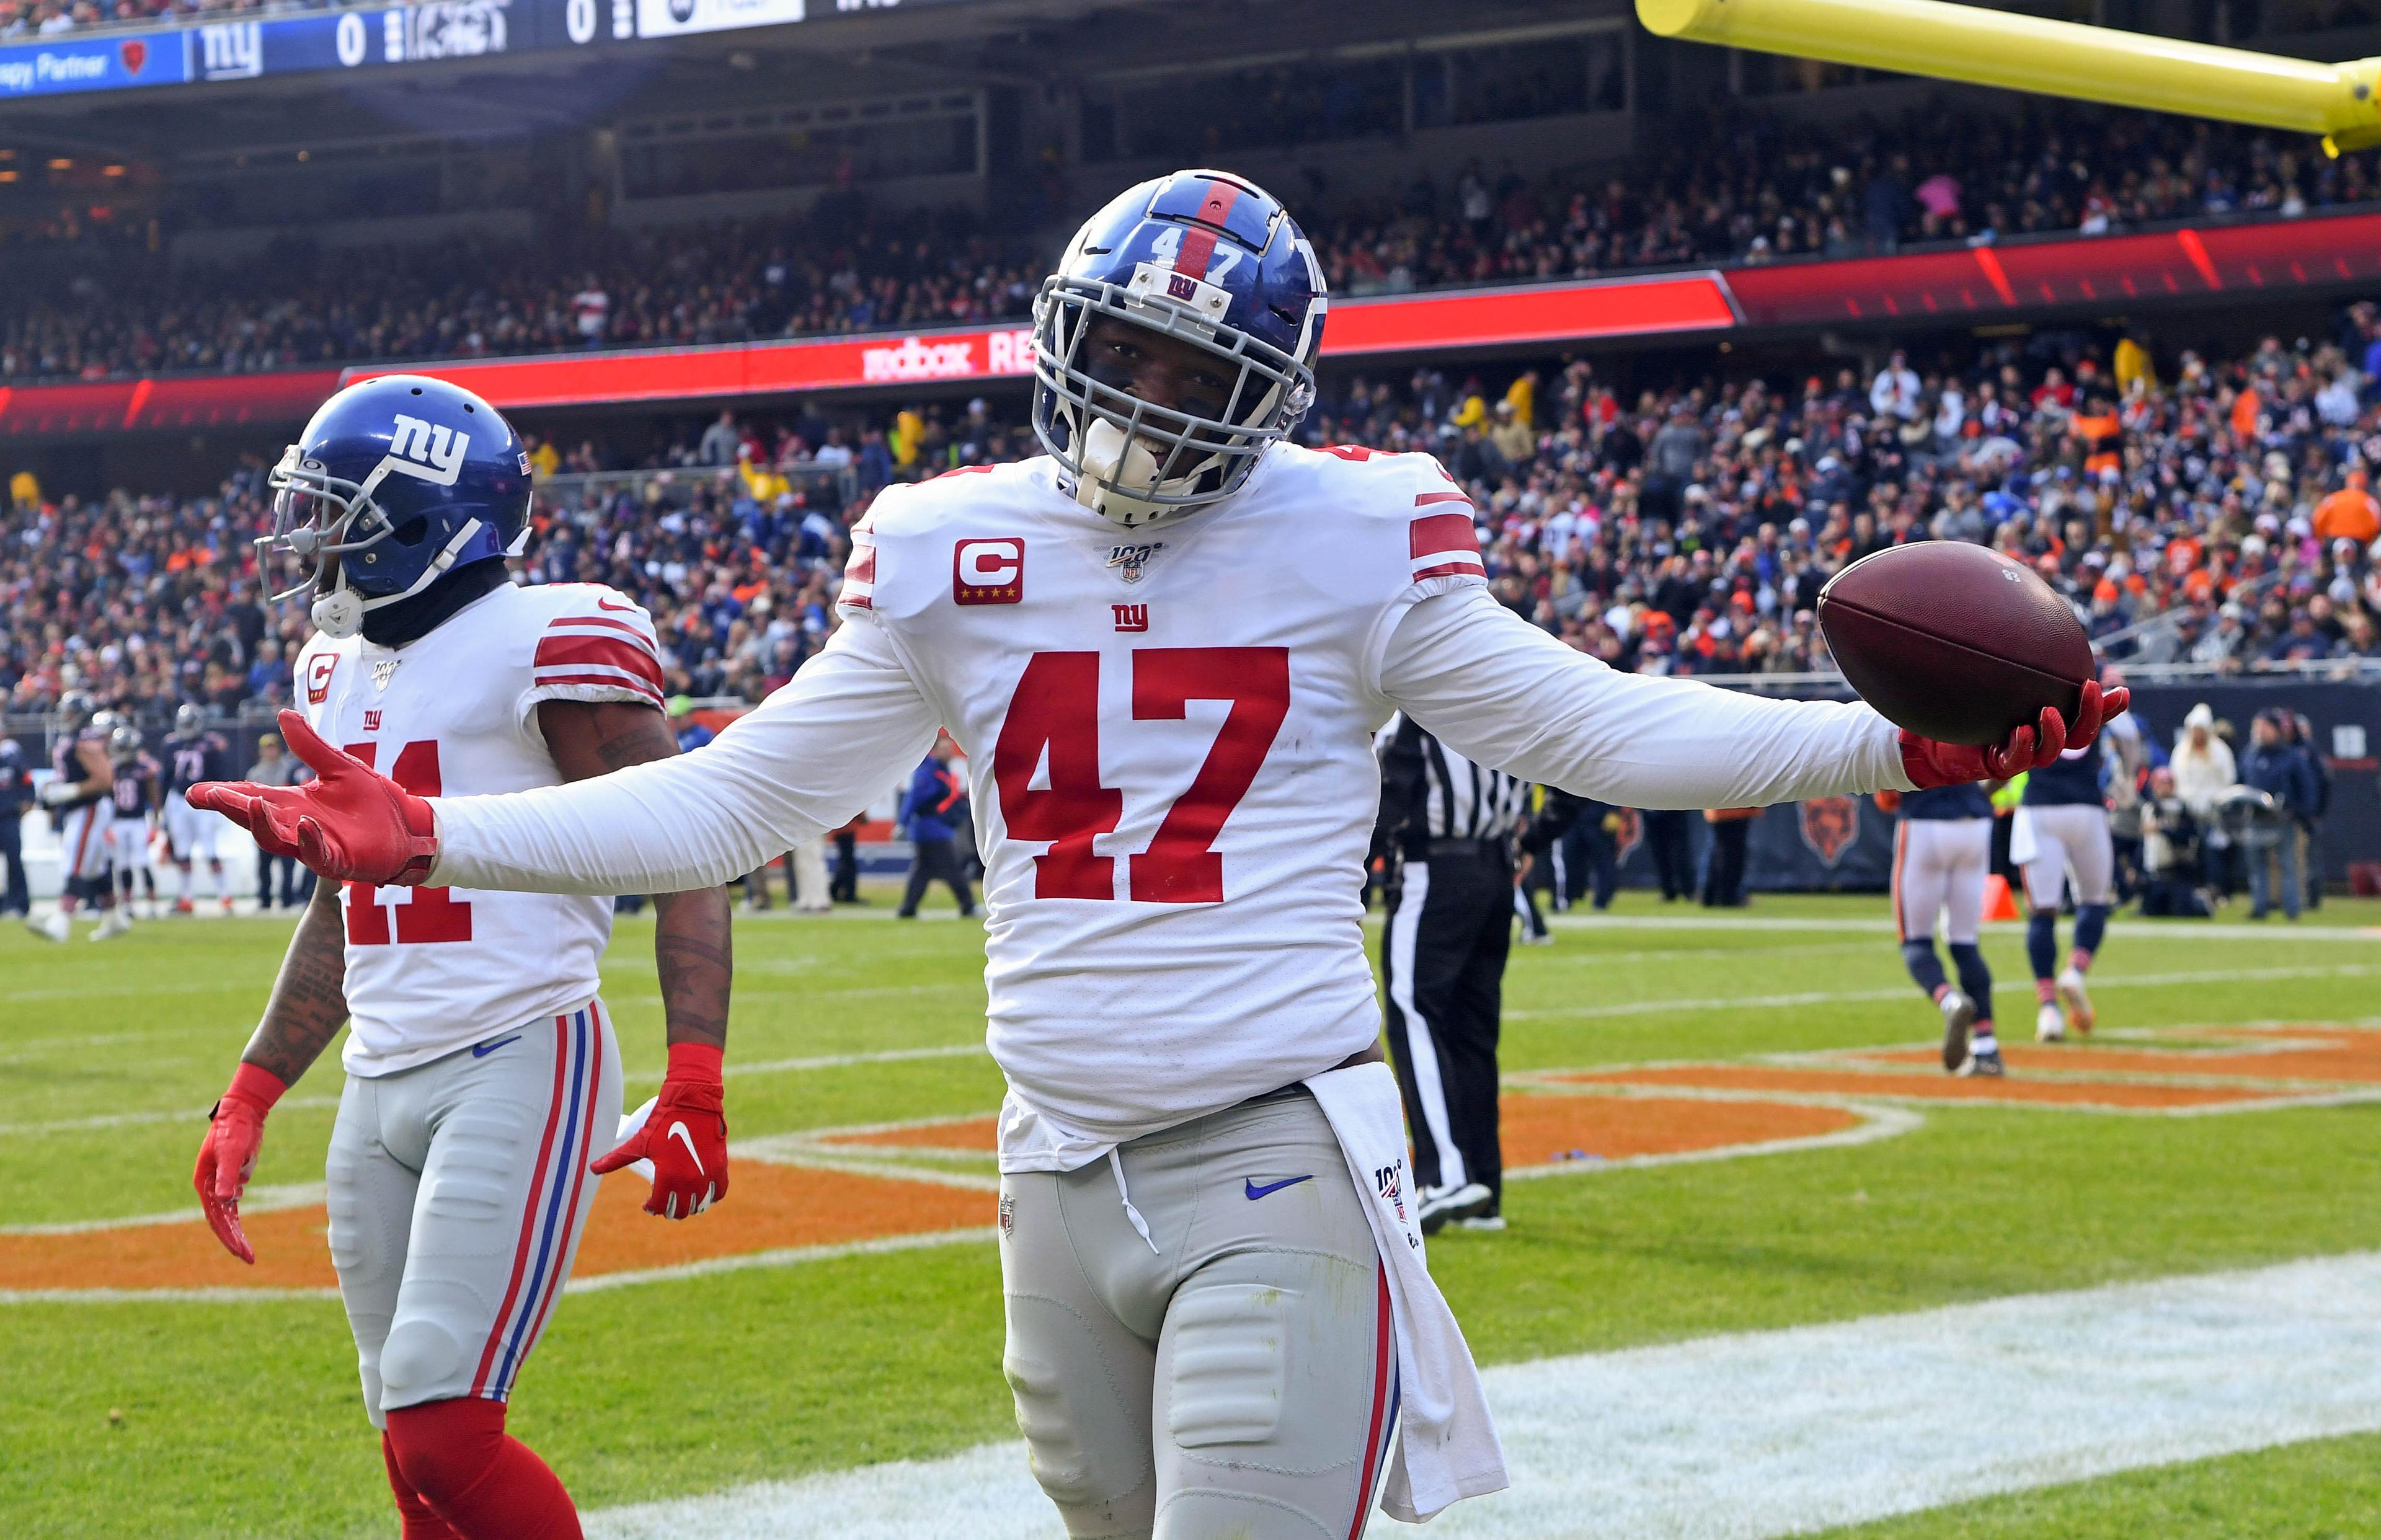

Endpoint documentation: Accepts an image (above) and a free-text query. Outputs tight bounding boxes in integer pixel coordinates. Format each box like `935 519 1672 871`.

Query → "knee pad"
1947 942 1993 1007
2073 903 2110 959
1899 940 1947 994
384 1397 507 1510
1166 1283 1288 1450
2026 912 2057 980
378 1318 469 1405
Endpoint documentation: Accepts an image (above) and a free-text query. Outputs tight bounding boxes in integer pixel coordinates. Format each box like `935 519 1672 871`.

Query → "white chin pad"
1073 418 1171 528
616 1095 658 1184
311 589 365 640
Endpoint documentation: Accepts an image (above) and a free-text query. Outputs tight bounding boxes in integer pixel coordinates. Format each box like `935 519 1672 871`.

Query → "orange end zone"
1 1162 992 1296
1502 1092 1860 1167
1855 1030 2381 1085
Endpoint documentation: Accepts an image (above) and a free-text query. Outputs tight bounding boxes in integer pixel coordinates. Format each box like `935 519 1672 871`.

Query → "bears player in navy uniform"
163 702 238 913
27 693 122 942
2015 681 2141 1042
1879 780 2002 1076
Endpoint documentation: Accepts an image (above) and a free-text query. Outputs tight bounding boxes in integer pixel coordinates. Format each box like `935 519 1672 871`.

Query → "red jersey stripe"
846 544 877 585
1412 559 1486 580
546 614 651 642
1413 491 1471 508
533 671 665 704
1408 512 1478 560
534 635 663 688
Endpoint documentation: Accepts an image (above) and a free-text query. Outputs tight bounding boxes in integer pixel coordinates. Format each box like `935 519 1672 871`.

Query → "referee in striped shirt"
1375 713 1532 1234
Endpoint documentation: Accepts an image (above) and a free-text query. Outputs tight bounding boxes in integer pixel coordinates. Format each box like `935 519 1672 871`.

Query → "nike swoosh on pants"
472 1035 523 1058
1244 1175 1314 1200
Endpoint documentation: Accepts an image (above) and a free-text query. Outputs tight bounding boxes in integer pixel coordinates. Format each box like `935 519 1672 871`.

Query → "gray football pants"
999 1090 1399 1540
326 1001 622 1427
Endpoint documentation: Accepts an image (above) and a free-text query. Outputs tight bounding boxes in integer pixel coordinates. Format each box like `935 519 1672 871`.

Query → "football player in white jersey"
187 376 735 1540
200 174 2124 1538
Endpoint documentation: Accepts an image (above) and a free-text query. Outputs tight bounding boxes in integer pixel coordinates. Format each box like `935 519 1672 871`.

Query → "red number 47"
993 647 1289 903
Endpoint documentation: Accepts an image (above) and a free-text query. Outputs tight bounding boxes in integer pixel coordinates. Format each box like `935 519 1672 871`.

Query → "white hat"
2185 702 2215 729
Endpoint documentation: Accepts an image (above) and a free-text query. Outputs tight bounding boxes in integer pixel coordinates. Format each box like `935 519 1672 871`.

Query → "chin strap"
311 520 486 639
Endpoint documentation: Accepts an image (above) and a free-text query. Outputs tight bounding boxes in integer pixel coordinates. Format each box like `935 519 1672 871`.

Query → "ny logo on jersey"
1106 541 1165 583
363 709 384 733
1112 604 1149 634
954 538 1025 605
384 414 470 487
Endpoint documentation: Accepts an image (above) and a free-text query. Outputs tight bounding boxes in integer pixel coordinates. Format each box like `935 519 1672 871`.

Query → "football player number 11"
996 646 1289 903
340 739 473 945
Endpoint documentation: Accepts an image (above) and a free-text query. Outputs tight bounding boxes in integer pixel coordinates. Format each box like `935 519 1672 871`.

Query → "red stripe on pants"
1346 1262 1394 1540
471 1019 570 1396
504 1005 606 1396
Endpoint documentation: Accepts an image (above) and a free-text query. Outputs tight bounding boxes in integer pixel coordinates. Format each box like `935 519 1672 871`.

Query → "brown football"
1817 542 2093 746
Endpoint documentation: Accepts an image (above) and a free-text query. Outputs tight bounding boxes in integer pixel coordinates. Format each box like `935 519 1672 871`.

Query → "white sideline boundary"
586 1251 2381 1540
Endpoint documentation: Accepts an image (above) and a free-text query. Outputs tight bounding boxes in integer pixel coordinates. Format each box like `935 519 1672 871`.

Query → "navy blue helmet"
262 374 532 639
1032 170 1326 528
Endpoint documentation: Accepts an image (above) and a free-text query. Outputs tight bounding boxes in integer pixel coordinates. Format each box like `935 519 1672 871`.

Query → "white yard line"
1505 962 2381 1022
0 1182 327 1236
587 1251 2381 1540
1542 913 2381 943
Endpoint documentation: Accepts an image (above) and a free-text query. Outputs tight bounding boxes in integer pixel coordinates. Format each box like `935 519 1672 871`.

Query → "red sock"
1930 984 1951 1003
383 1432 467 1540
2036 978 2059 1004
2067 947 2093 973
385 1399 582 1540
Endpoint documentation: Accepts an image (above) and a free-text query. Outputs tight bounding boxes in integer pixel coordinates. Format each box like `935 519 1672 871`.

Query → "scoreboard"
0 0 969 100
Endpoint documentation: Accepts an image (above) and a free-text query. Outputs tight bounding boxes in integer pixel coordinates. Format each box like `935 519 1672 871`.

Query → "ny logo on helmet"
386 413 471 487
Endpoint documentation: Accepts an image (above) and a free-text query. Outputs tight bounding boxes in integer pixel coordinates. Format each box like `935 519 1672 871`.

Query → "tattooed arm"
238 877 352 1084
538 699 734 1051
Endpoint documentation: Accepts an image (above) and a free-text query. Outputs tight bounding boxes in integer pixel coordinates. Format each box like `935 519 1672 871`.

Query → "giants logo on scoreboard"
953 538 1024 605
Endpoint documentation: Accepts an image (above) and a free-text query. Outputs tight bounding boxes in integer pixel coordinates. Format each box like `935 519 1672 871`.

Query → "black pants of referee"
898 835 977 918
1381 840 1511 1205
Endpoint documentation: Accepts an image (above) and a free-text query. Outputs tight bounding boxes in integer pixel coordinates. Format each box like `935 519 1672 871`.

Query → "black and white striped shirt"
1377 714 1531 857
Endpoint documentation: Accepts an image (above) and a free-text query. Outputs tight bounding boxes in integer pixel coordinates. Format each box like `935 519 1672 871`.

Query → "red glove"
193 1063 288 1265
188 708 437 887
591 1043 729 1218
1900 681 2129 789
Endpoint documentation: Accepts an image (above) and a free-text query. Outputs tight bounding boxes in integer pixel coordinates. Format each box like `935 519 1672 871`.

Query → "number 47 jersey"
293 582 667 1078
840 446 1487 1166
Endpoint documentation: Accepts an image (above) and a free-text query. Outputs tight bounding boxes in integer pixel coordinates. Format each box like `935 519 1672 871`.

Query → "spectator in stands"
2314 467 2381 547
1869 350 1922 421
699 411 742 467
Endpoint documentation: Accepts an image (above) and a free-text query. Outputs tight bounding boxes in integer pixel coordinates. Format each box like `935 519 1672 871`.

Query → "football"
1817 541 2094 746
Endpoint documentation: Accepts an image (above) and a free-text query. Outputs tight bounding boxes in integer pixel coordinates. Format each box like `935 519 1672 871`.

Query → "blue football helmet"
1032 169 1326 529
262 374 533 639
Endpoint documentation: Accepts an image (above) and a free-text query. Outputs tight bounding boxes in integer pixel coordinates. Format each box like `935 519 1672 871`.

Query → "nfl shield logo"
371 657 402 691
1106 542 1165 585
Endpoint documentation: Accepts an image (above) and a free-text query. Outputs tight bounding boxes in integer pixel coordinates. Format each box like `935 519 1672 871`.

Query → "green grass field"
6 888 2380 1539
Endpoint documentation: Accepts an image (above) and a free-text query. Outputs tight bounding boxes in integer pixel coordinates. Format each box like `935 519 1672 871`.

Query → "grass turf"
4 889 2378 1537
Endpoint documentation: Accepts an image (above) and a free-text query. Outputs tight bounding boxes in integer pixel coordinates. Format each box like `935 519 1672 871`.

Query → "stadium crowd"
5 104 2380 383
6 324 2380 734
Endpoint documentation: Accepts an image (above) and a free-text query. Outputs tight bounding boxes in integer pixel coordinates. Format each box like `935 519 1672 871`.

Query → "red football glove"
591 1043 729 1219
188 709 437 887
193 1063 288 1265
1900 681 2129 789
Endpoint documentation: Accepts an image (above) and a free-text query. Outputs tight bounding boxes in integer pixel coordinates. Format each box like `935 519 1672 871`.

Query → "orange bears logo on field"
1799 795 1860 867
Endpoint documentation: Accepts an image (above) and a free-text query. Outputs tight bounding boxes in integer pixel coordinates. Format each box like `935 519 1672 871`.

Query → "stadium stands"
6 329 2377 725
2 102 2375 384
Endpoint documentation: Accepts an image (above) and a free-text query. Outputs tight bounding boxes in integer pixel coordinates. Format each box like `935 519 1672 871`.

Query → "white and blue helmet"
1032 169 1327 528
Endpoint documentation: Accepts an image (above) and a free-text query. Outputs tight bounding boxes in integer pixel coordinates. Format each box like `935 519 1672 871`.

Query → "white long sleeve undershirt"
430 587 1912 895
